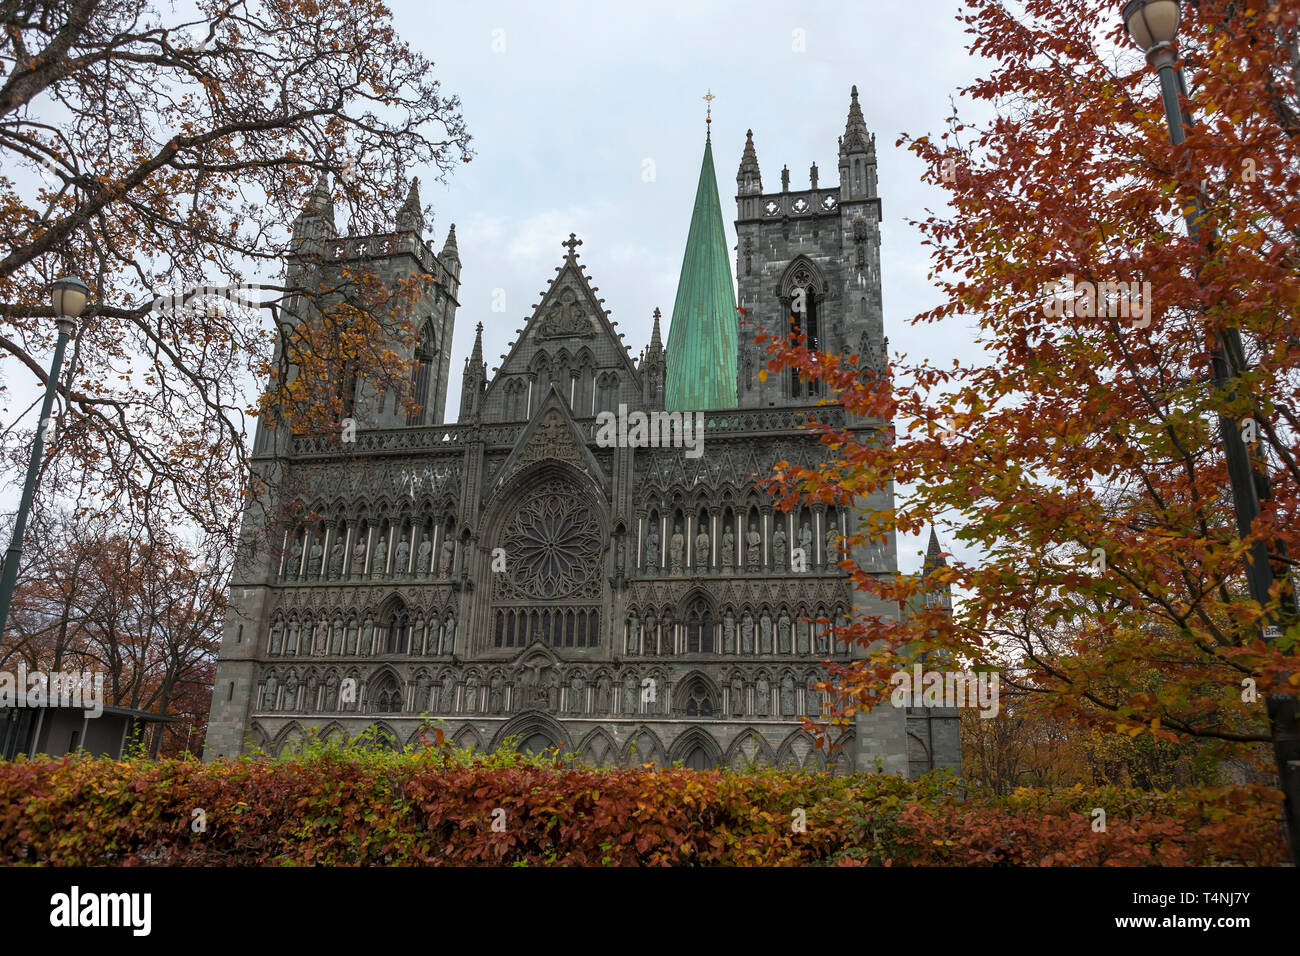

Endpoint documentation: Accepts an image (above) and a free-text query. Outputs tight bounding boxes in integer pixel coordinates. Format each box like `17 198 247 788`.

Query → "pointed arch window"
686 601 714 654
407 320 437 425
374 676 403 713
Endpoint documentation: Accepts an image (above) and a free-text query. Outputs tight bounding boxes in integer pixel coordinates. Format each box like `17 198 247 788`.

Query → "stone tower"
734 85 886 408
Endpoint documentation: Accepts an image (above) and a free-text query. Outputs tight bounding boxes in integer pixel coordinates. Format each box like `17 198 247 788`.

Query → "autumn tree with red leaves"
762 0 1300 856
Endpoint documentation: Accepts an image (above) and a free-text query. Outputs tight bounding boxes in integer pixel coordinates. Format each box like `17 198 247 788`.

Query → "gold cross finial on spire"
703 89 715 125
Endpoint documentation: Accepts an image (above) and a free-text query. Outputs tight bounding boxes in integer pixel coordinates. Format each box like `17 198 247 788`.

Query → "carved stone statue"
730 675 744 716
464 675 479 713
568 672 584 715
269 620 284 655
825 526 839 568
416 534 432 575
438 538 454 577
669 524 684 576
372 535 388 579
283 675 297 711
799 522 813 558
644 525 660 574
721 527 735 569
352 538 367 578
778 612 792 654
807 678 822 715
443 615 456 654
623 673 637 713
626 613 639 654
741 612 754 654
328 540 344 578
263 675 277 709
308 537 323 577
781 675 795 716
755 676 770 717
331 620 344 655
595 675 611 713
723 611 736 654
760 613 773 654
415 674 431 712
746 521 761 572
815 621 829 655
288 539 303 580
489 673 504 714
439 672 456 712
361 617 374 656
772 525 787 572
286 621 299 655
797 620 810 655
694 525 709 571
615 535 626 573
394 534 410 578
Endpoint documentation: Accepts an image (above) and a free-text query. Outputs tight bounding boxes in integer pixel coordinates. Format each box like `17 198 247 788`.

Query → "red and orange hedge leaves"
0 748 1286 866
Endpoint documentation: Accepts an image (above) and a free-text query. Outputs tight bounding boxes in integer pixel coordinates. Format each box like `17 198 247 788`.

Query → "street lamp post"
0 276 88 638
1123 0 1300 859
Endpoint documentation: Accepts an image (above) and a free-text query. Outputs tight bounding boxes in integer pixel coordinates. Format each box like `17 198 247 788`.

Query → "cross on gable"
562 233 582 258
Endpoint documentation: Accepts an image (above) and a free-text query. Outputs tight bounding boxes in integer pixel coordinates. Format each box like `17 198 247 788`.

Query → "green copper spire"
665 133 738 410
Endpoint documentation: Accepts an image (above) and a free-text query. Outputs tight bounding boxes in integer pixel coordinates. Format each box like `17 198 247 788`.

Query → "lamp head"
51 276 90 330
1122 0 1181 55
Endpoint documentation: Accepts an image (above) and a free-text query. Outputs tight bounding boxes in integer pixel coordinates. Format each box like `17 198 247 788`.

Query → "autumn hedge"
0 746 1288 866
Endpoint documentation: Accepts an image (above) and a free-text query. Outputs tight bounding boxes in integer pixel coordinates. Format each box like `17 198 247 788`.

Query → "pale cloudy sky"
390 0 992 570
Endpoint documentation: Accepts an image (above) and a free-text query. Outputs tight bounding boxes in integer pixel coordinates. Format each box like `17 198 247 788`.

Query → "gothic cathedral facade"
204 88 961 778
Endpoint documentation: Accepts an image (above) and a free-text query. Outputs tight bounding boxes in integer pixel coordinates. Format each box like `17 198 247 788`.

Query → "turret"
736 129 762 196
838 85 877 201
640 308 666 410
459 322 486 421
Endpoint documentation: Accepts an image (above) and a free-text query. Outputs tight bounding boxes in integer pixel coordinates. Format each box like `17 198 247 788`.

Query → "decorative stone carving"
394 535 410 578
730 675 743 716
269 620 284 654
626 613 639 654
439 672 456 712
772 525 787 572
372 535 388 579
755 676 769 717
568 671 584 715
723 611 735 654
361 617 374 655
595 675 610 713
438 538 454 577
759 613 773 654
746 522 761 572
798 522 812 564
308 538 323 577
780 675 795 716
537 287 594 339
694 525 709 571
288 540 303 580
328 540 344 579
416 534 432 575
464 674 479 713
778 613 791 654
645 525 660 574
622 673 637 713
669 524 684 576
825 527 839 568
741 612 754 654
352 538 367 578
721 527 734 569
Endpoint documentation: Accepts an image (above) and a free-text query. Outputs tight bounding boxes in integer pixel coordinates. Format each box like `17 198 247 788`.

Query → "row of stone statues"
284 531 455 582
626 610 835 656
644 520 850 574
260 670 822 719
268 615 456 657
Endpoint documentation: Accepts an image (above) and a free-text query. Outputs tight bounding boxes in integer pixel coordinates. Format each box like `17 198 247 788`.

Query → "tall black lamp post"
0 276 88 637
1122 0 1300 859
